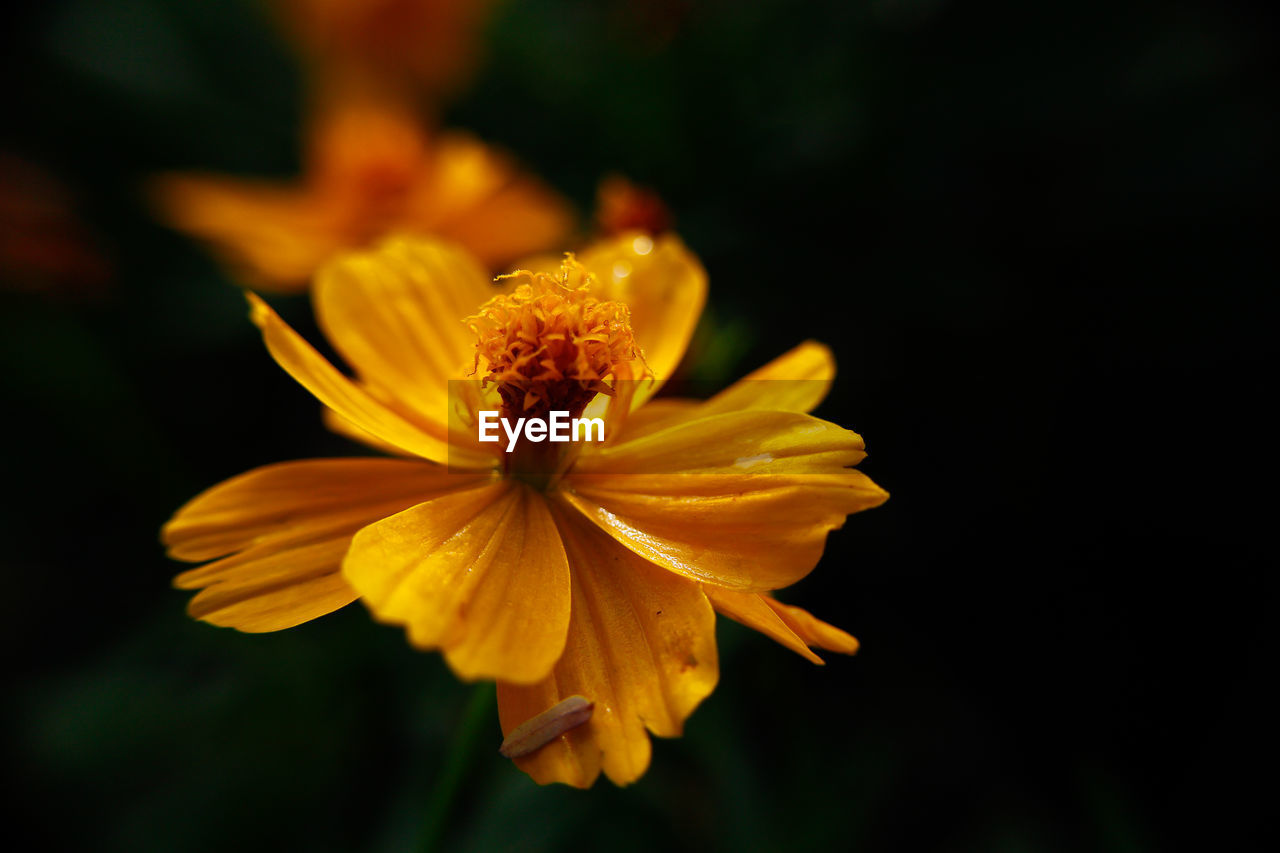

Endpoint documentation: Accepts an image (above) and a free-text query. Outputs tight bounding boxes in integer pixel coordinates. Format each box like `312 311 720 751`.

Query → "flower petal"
579 233 707 407
497 505 718 787
612 398 702 441
164 458 479 631
697 340 835 415
703 587 823 664
150 174 337 292
183 540 358 632
564 410 888 590
705 588 859 662
313 236 505 452
610 341 837 445
764 595 860 655
312 235 506 461
321 407 413 457
578 408 869 475
247 292 490 468
343 481 571 684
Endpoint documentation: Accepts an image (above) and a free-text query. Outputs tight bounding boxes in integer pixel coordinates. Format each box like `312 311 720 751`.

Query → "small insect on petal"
499 695 594 759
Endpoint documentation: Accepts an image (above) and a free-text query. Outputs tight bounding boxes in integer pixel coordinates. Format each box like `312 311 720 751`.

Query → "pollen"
467 255 645 421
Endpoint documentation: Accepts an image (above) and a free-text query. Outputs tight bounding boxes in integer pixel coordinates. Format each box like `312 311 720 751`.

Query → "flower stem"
418 682 496 852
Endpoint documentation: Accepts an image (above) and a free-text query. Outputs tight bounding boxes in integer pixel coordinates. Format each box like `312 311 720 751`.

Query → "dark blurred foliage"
1 0 1274 850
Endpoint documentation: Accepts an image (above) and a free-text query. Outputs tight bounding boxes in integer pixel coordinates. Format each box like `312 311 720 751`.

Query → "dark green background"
2 0 1272 850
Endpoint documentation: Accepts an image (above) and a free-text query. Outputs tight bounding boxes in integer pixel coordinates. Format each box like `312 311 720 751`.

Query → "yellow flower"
163 234 887 787
150 99 572 293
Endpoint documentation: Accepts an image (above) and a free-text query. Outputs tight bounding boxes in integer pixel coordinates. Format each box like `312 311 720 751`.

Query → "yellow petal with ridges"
610 341 837 443
172 495 453 583
247 292 491 468
343 481 570 684
497 504 718 787
563 472 884 591
164 458 480 631
314 236 503 440
578 409 867 475
184 539 357 631
697 340 835 415
164 458 478 561
565 410 886 590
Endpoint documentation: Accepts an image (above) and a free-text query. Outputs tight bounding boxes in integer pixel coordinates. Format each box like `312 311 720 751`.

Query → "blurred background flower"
1 0 1273 850
150 96 574 292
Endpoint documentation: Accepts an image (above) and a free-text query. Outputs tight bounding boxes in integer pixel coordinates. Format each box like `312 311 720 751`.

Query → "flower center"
467 255 643 432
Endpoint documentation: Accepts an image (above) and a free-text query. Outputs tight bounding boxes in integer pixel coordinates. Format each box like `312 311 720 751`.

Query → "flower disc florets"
467 256 643 423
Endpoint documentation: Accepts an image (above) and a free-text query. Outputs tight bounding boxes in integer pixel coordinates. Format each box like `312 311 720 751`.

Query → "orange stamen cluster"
467 256 642 421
